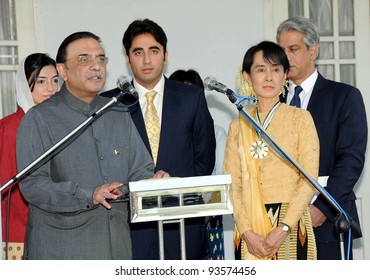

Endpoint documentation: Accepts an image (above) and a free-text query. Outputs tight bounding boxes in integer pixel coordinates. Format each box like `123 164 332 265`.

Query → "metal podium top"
129 174 233 223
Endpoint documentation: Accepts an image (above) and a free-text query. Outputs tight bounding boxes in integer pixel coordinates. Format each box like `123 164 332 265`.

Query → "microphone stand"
220 90 361 260
0 91 129 193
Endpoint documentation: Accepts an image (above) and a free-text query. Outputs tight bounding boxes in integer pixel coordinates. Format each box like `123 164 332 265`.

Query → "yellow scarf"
235 112 272 260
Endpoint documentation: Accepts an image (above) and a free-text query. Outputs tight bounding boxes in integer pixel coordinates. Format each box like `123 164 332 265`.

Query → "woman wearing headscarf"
1 53 58 260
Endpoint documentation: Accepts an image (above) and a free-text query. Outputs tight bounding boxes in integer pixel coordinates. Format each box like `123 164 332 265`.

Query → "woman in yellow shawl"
224 41 319 260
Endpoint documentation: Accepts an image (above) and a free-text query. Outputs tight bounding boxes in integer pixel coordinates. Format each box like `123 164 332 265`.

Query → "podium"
129 174 233 259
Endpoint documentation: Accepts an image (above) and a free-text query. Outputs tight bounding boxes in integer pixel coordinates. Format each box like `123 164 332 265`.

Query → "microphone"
203 76 234 96
116 75 139 100
204 76 237 103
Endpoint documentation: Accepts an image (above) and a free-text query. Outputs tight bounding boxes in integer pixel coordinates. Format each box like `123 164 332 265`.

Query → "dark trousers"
131 217 207 260
316 239 353 260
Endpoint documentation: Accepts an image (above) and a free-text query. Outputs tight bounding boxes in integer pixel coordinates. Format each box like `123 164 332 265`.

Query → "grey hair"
276 16 320 49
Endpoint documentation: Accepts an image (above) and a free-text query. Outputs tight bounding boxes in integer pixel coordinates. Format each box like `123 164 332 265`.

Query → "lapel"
155 78 181 166
128 78 180 165
129 102 152 155
282 73 326 117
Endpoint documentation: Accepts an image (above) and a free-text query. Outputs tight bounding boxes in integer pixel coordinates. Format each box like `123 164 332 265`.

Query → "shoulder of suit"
319 76 361 94
97 95 129 112
99 87 120 98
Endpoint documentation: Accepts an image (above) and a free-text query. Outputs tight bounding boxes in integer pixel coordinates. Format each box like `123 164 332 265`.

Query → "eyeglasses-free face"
31 64 59 105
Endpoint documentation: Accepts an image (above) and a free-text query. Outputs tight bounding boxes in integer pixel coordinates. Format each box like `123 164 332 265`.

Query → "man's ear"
164 51 168 64
125 54 131 67
310 43 319 60
57 63 67 81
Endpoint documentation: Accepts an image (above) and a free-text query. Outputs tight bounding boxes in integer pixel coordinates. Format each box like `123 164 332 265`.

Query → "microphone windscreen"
116 75 132 90
203 76 217 91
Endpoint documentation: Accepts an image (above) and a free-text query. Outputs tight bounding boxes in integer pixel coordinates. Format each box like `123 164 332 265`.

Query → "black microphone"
116 75 139 100
204 76 237 103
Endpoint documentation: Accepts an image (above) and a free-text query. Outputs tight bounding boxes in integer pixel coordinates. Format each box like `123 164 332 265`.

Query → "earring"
280 80 289 97
246 82 255 97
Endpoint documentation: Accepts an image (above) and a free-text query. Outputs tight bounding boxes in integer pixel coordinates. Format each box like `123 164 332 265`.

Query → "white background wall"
34 0 370 259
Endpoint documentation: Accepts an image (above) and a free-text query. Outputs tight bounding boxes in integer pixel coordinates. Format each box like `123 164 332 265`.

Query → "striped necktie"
290 85 303 108
144 90 160 164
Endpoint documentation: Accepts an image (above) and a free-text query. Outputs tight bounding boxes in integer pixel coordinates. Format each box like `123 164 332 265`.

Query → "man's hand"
93 182 123 209
152 170 170 178
309 204 327 227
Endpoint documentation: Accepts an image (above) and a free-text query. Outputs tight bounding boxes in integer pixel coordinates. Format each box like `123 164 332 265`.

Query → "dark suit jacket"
282 73 367 243
101 77 216 259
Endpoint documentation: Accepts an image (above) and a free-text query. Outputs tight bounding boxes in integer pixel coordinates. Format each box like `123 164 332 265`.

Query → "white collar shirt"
134 75 165 125
287 70 318 110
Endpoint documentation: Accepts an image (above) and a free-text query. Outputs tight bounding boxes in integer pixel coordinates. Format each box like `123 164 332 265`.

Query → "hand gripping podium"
129 174 233 260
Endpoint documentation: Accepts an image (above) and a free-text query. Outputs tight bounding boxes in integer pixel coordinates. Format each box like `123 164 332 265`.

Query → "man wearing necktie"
144 90 161 164
277 17 367 260
290 85 303 108
101 19 216 260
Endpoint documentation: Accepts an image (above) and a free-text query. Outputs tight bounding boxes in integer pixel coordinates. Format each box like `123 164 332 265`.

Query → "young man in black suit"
277 16 367 259
101 19 216 260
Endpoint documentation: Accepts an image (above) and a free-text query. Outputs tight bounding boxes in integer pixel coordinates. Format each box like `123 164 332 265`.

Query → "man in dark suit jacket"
101 19 216 260
277 16 367 259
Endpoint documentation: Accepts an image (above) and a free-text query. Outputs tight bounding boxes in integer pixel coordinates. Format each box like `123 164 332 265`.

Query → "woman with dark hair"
169 69 204 88
1 53 58 260
224 41 319 260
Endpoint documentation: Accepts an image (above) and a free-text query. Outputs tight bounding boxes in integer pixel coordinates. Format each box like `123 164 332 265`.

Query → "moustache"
87 71 103 79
